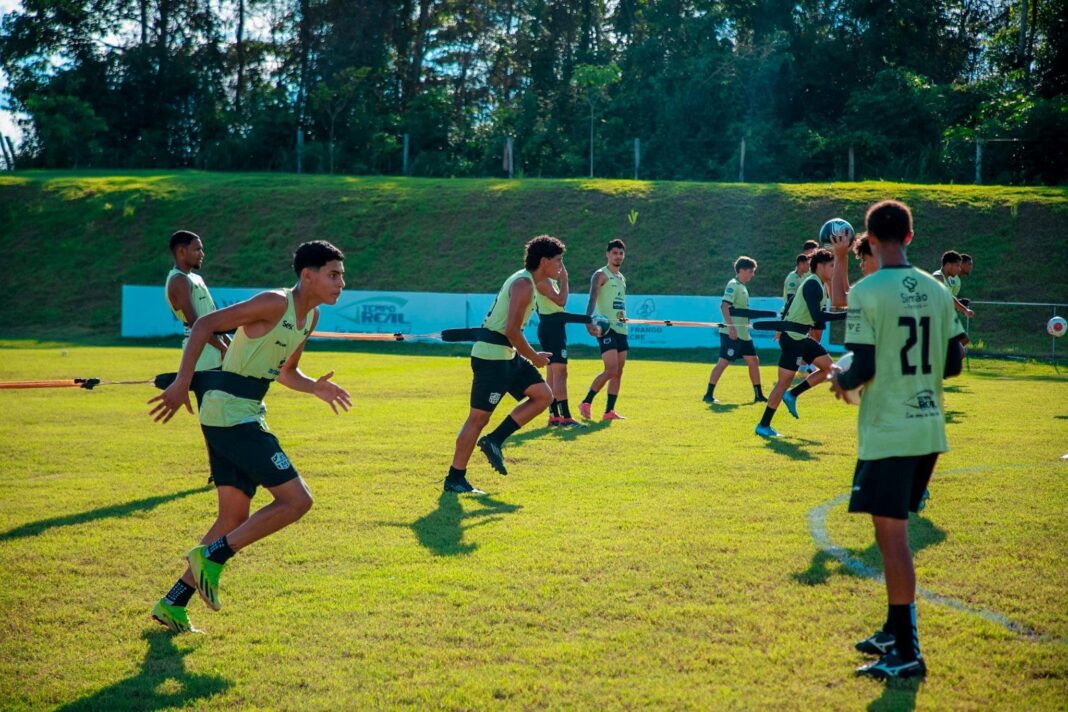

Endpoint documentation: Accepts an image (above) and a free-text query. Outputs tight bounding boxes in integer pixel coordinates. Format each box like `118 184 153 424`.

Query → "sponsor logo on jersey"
903 389 940 418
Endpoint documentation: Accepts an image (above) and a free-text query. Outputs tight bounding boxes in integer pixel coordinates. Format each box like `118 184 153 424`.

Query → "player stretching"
755 249 838 437
148 241 350 633
831 200 965 679
536 257 583 428
166 230 229 372
580 239 629 421
444 236 560 494
704 256 766 404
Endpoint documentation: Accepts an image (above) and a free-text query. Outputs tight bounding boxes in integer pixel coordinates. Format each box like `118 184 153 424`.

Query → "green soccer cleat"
186 545 224 611
151 598 200 633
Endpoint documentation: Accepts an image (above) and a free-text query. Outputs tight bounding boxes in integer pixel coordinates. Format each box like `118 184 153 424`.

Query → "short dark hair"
169 230 200 254
961 253 973 264
865 200 912 244
734 256 757 272
853 234 873 259
524 235 565 271
293 240 345 277
809 248 834 271
606 239 626 252
802 239 819 252
795 254 809 265
941 250 962 266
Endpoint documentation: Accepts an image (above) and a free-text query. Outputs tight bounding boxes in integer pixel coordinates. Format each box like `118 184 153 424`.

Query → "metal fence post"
634 138 640 180
738 137 746 182
403 133 410 176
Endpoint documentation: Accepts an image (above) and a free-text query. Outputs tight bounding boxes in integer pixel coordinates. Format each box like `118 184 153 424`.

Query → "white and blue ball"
1048 316 1067 338
819 218 856 247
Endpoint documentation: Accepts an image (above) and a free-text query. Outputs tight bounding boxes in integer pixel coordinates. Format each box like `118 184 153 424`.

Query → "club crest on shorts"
603 337 612 345
489 392 502 405
271 451 291 470
560 349 568 359
727 348 735 357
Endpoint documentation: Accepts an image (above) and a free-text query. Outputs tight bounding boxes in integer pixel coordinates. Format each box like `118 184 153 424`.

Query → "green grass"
0 341 1065 709
1 171 1065 358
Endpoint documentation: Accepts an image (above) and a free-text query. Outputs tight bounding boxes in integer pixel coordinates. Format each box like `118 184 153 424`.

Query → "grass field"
1 171 1066 358
1 341 1066 710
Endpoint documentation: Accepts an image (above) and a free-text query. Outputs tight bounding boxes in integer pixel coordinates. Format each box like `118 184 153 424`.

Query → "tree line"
2 0 1065 184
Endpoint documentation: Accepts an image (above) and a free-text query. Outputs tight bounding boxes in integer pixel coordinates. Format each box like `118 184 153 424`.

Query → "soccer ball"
833 351 865 405
819 218 855 247
1048 316 1067 338
593 315 611 336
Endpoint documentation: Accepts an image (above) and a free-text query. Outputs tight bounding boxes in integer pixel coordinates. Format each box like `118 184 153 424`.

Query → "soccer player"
831 200 965 679
444 236 560 494
781 253 811 316
147 240 351 633
580 239 629 421
932 251 974 319
166 230 229 371
704 256 766 404
755 249 838 437
958 253 974 309
828 233 878 309
535 257 583 427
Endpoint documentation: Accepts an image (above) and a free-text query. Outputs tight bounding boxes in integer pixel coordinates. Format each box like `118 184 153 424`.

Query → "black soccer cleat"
443 476 485 494
855 630 896 656
856 651 927 680
753 394 768 403
477 437 508 476
702 394 720 404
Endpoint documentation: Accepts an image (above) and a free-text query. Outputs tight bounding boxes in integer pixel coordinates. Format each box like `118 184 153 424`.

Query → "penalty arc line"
807 464 1067 644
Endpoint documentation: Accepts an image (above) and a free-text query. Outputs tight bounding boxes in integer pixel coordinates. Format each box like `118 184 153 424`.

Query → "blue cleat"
782 391 800 419
917 488 931 512
755 424 782 438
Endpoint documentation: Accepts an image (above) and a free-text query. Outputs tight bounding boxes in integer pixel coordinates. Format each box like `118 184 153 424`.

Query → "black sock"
559 399 572 418
583 389 597 405
759 406 776 428
706 383 716 399
753 384 764 399
488 415 521 446
446 466 466 482
605 393 618 412
789 380 812 398
888 603 920 661
164 579 195 607
206 535 235 565
549 400 559 417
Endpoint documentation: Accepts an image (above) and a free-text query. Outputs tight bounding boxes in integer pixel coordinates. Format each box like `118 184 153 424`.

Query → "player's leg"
604 348 627 418
445 408 493 493
581 347 619 419
704 358 730 403
756 367 795 436
544 364 559 424
782 345 831 419
478 360 552 473
745 355 766 402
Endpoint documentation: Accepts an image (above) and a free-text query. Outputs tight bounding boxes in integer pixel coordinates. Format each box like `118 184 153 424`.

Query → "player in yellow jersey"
535 257 584 428
932 251 974 319
166 230 230 370
831 200 965 680
580 239 629 421
703 256 766 404
444 236 562 494
147 241 351 633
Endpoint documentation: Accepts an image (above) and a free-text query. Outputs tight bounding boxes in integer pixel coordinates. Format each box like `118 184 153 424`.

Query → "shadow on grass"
943 409 968 424
56 630 230 711
794 515 946 586
867 677 921 711
762 435 821 461
942 384 970 394
410 492 521 556
508 419 609 444
707 402 741 413
0 487 209 542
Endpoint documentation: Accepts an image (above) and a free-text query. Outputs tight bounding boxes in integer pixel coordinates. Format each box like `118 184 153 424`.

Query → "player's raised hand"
147 383 193 424
829 233 851 257
313 371 351 413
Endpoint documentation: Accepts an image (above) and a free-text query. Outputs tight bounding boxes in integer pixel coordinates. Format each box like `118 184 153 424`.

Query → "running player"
166 230 229 371
756 249 839 437
831 200 965 679
148 240 351 633
580 239 628 421
444 236 560 494
704 256 766 404
535 257 583 427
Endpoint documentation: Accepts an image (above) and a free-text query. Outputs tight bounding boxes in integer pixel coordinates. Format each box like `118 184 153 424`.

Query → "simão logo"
338 296 411 326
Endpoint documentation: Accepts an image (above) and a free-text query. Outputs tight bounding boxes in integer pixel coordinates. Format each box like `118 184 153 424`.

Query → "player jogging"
831 200 965 680
756 249 840 437
148 240 351 633
535 257 583 428
166 230 229 372
580 239 629 421
704 256 766 404
443 235 560 494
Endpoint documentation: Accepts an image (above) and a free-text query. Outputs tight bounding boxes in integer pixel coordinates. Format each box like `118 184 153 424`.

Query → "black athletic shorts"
537 319 568 364
201 423 299 499
470 356 545 412
598 329 629 354
848 453 939 520
719 336 756 361
778 335 828 371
